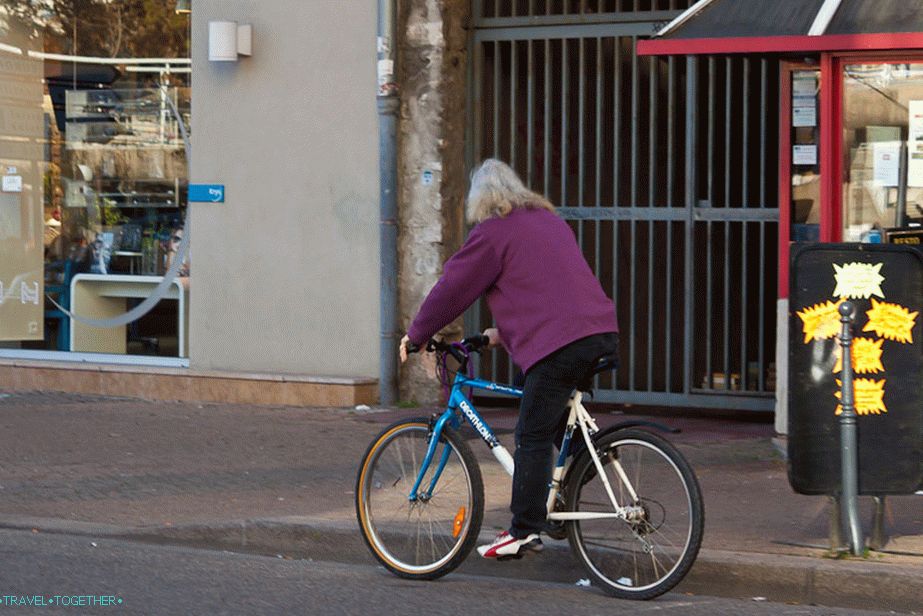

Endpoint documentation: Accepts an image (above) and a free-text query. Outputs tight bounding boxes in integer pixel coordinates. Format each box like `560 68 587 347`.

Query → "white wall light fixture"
208 21 252 62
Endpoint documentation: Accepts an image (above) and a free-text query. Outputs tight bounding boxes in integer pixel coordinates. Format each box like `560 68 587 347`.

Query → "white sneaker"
476 531 544 559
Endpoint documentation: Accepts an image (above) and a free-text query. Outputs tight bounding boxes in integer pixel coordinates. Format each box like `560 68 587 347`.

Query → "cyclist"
399 158 618 560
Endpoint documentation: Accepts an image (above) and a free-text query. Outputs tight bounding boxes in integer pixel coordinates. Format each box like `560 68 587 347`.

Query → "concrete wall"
190 1 379 378
775 299 789 435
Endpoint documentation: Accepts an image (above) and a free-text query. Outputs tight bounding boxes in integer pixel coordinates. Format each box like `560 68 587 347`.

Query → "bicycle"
356 335 704 600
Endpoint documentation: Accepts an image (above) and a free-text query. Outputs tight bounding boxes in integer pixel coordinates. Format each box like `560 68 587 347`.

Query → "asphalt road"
0 530 906 616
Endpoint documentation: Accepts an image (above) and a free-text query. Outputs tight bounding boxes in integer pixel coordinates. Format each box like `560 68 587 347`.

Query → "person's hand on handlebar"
399 334 437 378
402 332 498 363
482 327 502 349
399 335 413 363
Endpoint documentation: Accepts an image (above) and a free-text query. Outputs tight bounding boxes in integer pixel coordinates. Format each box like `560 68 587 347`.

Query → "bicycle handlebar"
405 334 491 359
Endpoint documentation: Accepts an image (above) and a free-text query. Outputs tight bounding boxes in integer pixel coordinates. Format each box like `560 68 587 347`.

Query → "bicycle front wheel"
355 418 483 579
564 429 703 600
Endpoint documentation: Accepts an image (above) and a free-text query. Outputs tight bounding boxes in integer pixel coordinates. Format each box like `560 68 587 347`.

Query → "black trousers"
509 332 618 538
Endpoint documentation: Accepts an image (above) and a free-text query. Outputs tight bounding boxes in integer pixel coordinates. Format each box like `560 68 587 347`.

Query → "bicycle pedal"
543 524 567 541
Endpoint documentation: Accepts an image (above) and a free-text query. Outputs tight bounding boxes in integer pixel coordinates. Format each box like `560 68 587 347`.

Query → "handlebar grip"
408 336 488 355
465 334 491 350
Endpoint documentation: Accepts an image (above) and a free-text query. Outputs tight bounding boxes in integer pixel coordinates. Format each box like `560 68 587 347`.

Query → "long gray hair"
465 159 555 224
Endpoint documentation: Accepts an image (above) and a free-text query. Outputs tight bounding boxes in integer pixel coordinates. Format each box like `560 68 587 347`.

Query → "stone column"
398 0 470 404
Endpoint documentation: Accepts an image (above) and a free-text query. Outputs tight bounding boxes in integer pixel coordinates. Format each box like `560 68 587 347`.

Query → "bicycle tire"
356 417 484 579
564 428 703 600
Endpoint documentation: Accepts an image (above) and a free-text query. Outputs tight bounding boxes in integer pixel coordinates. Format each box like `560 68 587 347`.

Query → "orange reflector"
452 507 466 538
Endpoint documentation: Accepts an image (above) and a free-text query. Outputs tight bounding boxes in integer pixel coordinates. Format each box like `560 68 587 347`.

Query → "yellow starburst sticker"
832 262 885 299
862 298 918 344
833 337 884 374
834 378 887 415
796 299 844 343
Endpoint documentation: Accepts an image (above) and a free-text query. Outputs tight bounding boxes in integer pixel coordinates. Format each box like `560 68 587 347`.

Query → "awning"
637 0 923 56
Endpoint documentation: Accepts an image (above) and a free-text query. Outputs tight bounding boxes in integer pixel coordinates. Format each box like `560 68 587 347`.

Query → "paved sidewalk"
0 390 920 612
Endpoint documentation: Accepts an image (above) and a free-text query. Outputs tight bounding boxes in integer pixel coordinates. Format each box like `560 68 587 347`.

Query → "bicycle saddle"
577 352 619 393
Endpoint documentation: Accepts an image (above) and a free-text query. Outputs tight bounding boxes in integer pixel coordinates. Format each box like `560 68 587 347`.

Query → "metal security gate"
469 0 779 411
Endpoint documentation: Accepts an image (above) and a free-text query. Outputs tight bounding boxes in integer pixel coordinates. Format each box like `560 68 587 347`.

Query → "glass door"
779 61 823 299
790 67 822 242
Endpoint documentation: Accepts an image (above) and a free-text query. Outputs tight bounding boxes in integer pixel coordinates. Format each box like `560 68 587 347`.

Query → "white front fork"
491 444 515 476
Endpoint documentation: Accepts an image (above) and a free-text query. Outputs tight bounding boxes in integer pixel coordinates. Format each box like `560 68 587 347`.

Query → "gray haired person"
401 159 620 559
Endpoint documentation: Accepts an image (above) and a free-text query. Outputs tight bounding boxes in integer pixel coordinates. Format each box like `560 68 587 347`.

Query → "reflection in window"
842 62 923 241
0 1 190 354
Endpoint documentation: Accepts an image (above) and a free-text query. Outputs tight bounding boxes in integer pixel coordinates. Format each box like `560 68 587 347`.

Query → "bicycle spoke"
580 539 643 553
430 470 463 497
394 440 410 487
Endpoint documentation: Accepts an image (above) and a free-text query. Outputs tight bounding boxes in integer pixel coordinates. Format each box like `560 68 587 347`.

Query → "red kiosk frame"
640 34 923 302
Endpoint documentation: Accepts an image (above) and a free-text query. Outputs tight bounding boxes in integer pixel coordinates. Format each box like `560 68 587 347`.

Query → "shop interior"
0 2 192 358
841 62 923 242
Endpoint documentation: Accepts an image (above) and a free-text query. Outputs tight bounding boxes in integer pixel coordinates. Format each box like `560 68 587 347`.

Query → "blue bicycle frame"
408 371 522 502
406 360 636 529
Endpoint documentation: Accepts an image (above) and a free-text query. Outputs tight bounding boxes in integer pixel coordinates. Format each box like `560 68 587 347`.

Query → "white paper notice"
793 76 816 96
793 97 817 127
793 144 817 166
873 142 901 186
909 100 923 140
1 175 22 193
908 142 923 188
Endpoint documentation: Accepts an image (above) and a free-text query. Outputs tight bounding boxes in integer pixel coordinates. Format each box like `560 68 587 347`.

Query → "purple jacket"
407 207 618 373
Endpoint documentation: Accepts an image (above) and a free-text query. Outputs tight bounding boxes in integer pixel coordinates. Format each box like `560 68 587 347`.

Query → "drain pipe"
378 0 399 406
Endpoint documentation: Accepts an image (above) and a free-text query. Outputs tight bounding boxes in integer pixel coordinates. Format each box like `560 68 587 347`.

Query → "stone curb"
2 515 920 613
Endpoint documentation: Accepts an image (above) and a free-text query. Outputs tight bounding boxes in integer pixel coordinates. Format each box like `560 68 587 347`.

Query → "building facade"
6 0 910 423
0 0 380 405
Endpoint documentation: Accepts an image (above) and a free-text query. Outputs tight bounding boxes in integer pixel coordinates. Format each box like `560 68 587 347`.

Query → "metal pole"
378 0 399 406
838 300 864 555
683 55 698 396
869 495 888 550
896 141 908 228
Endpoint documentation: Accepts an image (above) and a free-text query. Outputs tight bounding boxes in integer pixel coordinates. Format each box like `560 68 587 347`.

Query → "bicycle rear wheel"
564 429 703 600
356 418 483 579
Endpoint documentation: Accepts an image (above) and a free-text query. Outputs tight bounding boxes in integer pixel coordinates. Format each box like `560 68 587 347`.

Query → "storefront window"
842 62 923 242
0 1 190 358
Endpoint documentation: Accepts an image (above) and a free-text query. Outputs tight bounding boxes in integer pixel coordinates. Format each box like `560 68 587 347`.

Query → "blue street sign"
188 184 225 203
